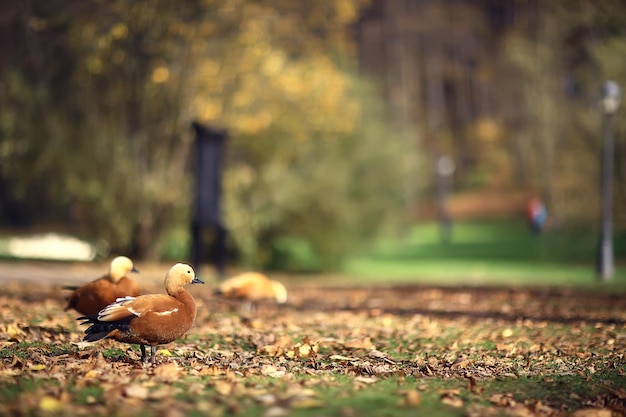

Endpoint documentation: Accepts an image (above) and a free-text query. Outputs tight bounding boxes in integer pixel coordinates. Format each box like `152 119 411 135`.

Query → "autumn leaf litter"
0 281 625 416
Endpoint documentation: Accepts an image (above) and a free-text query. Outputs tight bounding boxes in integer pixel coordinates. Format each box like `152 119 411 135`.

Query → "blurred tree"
356 0 626 230
4 0 626 268
190 1 416 269
0 0 416 269
501 0 626 225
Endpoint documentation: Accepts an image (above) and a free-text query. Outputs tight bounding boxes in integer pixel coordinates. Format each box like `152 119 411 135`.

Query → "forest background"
1 0 625 273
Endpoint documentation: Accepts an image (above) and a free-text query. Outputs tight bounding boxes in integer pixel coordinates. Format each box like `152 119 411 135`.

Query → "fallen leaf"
72 341 91 350
489 393 516 407
440 389 463 408
263 407 288 417
354 376 377 384
158 349 174 357
148 386 177 400
153 362 181 380
261 365 286 378
214 380 233 396
124 384 149 400
345 337 375 350
83 369 99 378
254 393 277 405
441 395 464 408
290 398 324 409
329 354 355 361
6 324 25 341
286 339 319 359
367 349 388 359
402 389 421 407
39 396 63 412
572 409 613 417
259 345 283 356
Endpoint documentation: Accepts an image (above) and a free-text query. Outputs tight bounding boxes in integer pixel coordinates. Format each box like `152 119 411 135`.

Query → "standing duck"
78 263 204 364
215 272 287 311
65 256 140 315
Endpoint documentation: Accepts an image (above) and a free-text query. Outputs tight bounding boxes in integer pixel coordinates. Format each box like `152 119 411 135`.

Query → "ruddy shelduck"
65 256 140 315
215 272 287 311
78 263 204 364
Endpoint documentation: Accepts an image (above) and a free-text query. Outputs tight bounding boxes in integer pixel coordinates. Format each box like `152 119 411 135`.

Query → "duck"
64 256 140 315
78 263 204 364
215 272 287 311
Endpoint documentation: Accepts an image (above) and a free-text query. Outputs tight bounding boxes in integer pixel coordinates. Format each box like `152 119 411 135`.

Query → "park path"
0 260 625 325
0 260 188 287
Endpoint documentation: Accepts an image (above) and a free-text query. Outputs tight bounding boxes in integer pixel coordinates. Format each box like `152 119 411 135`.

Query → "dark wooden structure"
190 121 228 278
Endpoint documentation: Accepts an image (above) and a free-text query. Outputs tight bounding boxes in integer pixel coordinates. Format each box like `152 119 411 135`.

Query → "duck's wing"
96 294 180 322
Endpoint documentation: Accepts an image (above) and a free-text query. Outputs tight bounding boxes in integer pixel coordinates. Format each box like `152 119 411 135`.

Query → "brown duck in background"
64 256 140 316
78 263 204 364
215 272 287 311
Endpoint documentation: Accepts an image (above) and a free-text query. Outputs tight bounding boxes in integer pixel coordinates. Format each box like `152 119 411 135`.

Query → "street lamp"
598 81 620 281
436 155 455 243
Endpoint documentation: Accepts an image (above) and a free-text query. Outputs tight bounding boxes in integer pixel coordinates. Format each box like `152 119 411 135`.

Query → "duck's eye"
187 270 191 274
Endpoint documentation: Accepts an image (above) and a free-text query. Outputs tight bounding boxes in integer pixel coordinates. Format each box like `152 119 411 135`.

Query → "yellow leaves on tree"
191 1 362 138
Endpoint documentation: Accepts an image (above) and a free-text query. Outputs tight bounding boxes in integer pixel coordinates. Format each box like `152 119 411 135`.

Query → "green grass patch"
308 377 464 417
343 220 626 287
0 341 75 359
102 346 129 360
482 368 625 411
70 385 105 405
0 378 57 401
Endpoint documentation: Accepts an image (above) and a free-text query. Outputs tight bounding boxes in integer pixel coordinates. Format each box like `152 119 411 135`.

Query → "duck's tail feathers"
77 315 132 342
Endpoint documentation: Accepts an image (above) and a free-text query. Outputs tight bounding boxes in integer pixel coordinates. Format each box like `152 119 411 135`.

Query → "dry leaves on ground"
0 281 624 416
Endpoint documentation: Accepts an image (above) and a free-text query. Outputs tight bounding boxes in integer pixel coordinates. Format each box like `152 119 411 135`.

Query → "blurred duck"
215 272 287 311
78 263 204 364
64 256 140 316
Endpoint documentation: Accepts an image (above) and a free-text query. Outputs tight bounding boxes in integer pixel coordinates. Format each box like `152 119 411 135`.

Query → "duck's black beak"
131 267 139 273
192 276 205 285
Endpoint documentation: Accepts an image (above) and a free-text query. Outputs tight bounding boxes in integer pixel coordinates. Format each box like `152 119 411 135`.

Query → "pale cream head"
270 280 288 304
164 263 203 294
109 256 136 283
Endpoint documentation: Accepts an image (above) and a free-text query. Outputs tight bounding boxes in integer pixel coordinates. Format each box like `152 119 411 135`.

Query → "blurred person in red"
527 196 548 234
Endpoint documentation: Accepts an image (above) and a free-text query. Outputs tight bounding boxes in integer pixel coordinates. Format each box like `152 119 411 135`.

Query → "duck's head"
109 256 138 282
165 263 204 294
270 280 288 304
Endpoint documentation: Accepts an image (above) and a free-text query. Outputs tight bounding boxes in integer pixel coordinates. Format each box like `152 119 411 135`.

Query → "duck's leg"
140 344 147 362
150 346 157 365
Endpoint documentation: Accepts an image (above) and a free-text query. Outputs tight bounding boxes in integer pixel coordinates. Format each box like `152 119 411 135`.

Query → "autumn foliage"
0 0 414 269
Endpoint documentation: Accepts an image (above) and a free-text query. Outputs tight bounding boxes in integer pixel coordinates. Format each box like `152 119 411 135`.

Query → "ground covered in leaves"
0 279 625 417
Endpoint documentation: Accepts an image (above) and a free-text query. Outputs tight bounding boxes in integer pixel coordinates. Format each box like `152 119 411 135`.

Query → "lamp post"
436 155 455 243
598 81 620 281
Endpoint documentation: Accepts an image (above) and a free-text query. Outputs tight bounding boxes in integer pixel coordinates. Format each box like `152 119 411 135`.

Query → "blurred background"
1 0 625 285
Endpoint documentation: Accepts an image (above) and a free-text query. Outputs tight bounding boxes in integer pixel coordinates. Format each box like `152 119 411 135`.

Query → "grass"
0 378 54 401
0 341 75 359
482 368 626 411
294 376 466 417
343 220 626 287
